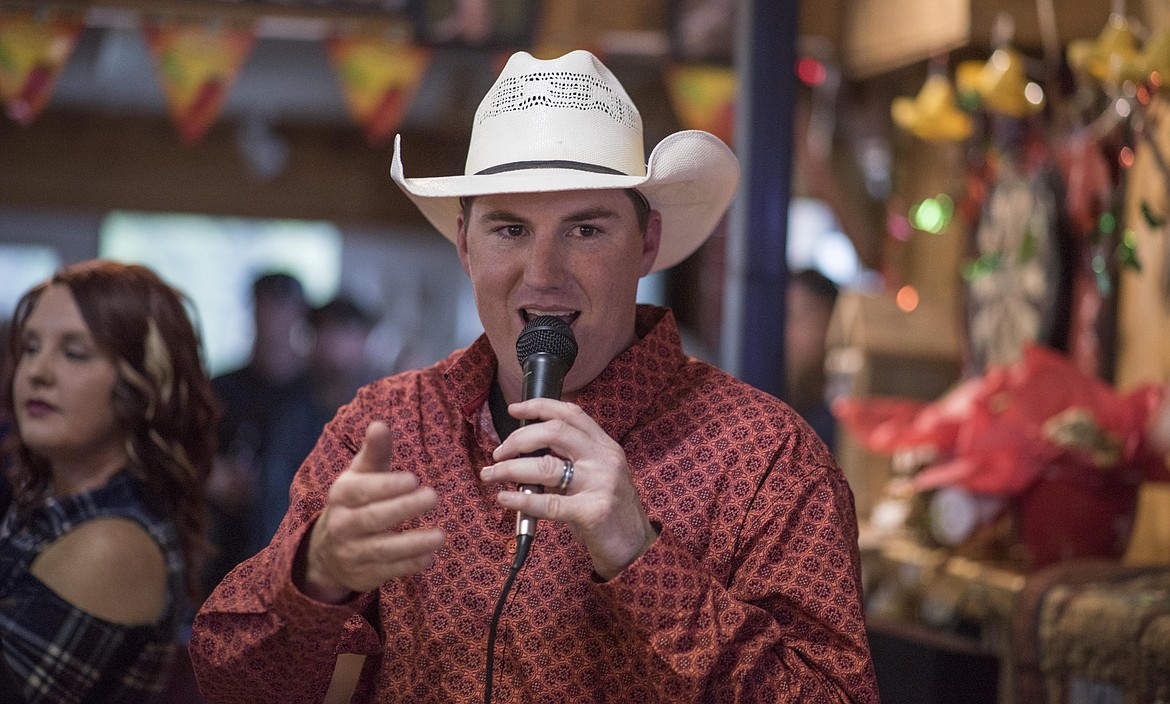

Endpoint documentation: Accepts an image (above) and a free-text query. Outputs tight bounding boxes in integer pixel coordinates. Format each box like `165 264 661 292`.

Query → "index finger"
502 399 602 440
506 398 590 426
351 421 395 474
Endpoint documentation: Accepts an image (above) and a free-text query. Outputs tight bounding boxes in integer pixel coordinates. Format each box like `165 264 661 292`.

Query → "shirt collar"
444 305 687 442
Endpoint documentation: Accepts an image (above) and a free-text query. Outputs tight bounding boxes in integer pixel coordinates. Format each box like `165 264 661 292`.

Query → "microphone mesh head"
516 315 578 367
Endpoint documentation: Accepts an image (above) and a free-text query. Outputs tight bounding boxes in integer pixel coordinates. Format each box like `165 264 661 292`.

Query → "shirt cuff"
270 518 376 642
594 528 709 637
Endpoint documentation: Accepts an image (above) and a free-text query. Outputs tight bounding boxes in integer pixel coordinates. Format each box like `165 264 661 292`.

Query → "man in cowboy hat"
191 50 877 703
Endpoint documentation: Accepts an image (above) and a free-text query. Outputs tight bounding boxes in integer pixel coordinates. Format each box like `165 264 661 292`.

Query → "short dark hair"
309 296 377 330
252 272 306 304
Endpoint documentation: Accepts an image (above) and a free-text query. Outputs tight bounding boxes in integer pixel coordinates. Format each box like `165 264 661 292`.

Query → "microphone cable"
484 316 576 703
483 533 534 704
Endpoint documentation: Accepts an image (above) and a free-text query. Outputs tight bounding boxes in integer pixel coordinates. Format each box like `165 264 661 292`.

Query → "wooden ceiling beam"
0 109 461 225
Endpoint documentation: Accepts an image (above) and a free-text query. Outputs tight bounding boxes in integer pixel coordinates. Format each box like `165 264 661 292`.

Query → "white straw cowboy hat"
390 49 740 273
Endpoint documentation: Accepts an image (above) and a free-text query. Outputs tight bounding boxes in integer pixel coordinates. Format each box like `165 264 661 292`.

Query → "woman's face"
12 284 126 477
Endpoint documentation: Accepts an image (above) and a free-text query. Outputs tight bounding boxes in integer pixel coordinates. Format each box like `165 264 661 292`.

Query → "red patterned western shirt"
190 306 878 703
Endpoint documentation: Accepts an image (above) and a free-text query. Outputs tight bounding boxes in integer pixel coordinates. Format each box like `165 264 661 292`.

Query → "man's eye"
575 225 598 237
500 225 525 237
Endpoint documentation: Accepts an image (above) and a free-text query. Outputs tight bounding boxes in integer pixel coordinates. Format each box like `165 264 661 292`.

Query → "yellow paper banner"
143 16 255 145
0 9 83 125
326 32 431 146
665 64 736 146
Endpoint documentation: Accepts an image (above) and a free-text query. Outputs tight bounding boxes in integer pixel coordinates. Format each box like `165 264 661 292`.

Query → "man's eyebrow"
562 208 620 223
475 207 622 225
478 208 531 224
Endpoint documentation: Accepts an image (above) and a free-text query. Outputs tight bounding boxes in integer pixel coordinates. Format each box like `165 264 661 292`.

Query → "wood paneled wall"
0 110 469 226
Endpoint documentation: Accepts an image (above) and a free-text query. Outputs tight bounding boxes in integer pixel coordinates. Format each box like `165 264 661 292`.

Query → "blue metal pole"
723 0 799 399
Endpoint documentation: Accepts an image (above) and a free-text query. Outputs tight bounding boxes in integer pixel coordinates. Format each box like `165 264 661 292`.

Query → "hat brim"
391 130 739 273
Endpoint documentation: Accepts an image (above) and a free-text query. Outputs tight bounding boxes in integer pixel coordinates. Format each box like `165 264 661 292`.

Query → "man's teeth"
524 310 576 323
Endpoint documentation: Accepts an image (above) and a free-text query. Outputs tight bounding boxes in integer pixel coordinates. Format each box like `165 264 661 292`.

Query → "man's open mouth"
521 309 579 327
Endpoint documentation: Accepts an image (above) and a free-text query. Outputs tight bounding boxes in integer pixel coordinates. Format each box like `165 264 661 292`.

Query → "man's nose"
523 233 566 289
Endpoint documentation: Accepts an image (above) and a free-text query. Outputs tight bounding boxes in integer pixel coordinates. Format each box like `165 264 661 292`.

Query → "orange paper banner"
326 32 431 146
0 9 84 125
143 16 255 145
665 64 737 145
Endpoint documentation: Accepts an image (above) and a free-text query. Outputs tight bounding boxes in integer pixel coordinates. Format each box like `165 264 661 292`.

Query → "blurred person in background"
0 260 218 703
785 268 840 450
307 295 380 422
204 272 319 592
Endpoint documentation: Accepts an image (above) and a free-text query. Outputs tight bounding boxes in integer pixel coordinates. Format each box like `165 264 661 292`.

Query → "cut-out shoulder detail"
30 516 167 625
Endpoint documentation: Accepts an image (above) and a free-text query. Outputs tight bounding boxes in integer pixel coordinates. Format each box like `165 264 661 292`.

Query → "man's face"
457 189 661 401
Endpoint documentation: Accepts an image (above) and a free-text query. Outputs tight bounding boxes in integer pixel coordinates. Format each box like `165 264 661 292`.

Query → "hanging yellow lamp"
1067 13 1144 86
891 73 973 142
956 47 1045 118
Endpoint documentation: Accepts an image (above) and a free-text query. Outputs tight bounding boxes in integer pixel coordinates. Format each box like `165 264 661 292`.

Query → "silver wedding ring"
557 458 574 491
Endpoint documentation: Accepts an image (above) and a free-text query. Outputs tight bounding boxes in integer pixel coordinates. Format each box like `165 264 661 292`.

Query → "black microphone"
513 315 577 539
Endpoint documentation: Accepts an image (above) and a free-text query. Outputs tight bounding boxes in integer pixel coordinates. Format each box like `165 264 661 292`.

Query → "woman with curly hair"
0 260 218 703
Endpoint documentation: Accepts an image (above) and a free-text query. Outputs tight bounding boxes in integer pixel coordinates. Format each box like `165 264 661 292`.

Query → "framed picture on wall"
413 0 539 49
669 0 736 64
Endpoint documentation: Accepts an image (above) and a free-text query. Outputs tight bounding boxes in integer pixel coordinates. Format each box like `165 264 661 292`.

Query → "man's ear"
456 212 471 276
640 210 663 276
